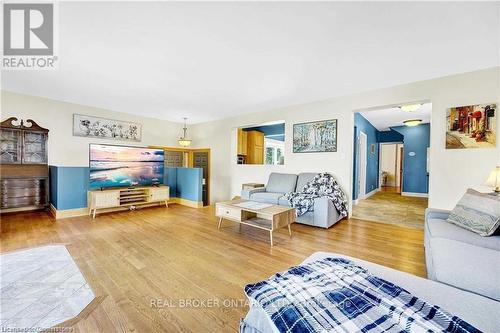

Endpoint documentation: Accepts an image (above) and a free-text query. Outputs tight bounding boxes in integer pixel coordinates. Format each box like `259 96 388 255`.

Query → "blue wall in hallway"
392 124 430 194
377 129 404 143
353 117 430 199
50 166 203 210
353 113 380 200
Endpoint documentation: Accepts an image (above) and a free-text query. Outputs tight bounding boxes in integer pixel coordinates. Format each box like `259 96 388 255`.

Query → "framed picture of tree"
293 119 337 153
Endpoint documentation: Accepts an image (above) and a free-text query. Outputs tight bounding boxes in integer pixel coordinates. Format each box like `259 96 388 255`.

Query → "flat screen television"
89 144 164 189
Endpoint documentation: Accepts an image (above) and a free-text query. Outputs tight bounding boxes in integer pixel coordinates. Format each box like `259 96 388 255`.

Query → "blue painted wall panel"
54 167 89 210
49 166 58 208
49 165 203 210
243 123 285 141
392 124 430 194
164 167 178 197
176 168 203 202
353 113 379 200
377 129 404 143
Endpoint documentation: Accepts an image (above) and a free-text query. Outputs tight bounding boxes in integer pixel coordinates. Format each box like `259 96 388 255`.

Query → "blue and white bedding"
243 257 480 333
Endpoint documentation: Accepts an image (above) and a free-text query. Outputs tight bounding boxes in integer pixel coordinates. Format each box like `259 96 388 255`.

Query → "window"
264 138 285 165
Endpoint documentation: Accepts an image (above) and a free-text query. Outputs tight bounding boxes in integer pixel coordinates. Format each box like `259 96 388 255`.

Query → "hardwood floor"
1 205 426 332
352 187 428 229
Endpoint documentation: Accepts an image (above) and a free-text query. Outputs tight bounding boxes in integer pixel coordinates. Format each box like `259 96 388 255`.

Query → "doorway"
352 102 431 229
358 132 367 199
379 143 403 193
192 150 210 206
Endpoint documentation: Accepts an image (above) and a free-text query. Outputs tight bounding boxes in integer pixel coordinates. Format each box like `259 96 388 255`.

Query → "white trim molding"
364 188 380 199
401 192 429 198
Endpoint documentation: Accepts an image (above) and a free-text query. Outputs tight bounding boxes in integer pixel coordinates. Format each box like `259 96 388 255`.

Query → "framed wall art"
293 119 337 153
73 114 142 142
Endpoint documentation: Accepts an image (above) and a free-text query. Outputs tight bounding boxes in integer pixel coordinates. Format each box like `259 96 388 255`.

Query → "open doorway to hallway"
379 143 404 193
352 102 431 229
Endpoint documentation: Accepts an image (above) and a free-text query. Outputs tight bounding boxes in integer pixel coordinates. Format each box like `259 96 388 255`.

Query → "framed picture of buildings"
73 114 142 142
293 119 337 153
446 103 496 149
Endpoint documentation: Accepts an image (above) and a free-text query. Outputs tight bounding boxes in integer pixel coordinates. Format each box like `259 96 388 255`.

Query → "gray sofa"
241 172 345 228
424 208 500 301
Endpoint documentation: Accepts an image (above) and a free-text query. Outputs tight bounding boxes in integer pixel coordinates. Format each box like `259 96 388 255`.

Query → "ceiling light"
399 104 422 112
403 119 422 127
178 117 192 147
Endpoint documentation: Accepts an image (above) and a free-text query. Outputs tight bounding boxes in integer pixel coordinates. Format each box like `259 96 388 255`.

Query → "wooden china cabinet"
0 117 49 213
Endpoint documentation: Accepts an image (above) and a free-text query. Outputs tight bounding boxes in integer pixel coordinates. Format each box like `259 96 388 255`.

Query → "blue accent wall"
353 113 380 200
49 166 89 210
164 167 178 198
392 124 430 194
243 123 285 141
49 166 58 208
377 129 404 143
49 166 203 210
176 168 203 202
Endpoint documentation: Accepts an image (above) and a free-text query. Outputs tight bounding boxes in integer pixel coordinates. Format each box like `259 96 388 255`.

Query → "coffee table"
215 199 295 246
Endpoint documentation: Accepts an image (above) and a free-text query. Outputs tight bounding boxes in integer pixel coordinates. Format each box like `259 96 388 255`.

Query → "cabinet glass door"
0 129 22 164
23 131 47 164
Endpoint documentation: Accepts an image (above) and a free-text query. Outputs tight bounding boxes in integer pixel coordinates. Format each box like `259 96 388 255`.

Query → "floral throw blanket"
244 257 481 333
284 173 348 217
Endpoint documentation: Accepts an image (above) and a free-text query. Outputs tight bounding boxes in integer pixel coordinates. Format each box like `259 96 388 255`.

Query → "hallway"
352 187 428 229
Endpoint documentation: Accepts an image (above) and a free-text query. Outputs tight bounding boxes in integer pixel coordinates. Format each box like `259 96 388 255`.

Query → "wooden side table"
242 183 265 190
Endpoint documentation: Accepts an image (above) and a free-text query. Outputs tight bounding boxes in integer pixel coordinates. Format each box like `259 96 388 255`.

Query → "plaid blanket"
284 173 348 217
244 258 480 333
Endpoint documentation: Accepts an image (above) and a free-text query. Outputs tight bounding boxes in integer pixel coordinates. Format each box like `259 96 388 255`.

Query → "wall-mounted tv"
89 144 164 189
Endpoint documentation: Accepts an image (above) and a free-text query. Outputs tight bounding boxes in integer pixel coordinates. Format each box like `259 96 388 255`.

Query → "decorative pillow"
447 189 500 236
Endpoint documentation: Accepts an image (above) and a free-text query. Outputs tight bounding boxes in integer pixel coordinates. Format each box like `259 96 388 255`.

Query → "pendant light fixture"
399 103 422 112
403 119 422 127
178 117 192 147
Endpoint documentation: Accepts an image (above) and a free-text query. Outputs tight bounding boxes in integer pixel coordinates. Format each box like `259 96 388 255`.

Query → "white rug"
1 245 95 332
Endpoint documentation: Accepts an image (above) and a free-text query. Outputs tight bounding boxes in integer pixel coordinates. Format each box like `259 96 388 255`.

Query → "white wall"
1 91 182 166
191 67 500 210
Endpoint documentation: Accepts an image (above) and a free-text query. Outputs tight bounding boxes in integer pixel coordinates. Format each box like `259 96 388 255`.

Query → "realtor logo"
2 2 58 69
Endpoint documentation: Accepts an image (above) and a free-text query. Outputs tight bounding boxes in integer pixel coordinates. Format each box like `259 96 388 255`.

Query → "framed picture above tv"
89 144 164 189
74 114 142 142
293 119 338 153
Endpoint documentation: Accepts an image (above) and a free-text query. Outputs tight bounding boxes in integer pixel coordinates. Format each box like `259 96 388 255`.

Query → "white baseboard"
402 192 429 198
50 204 89 219
352 199 359 206
363 188 380 199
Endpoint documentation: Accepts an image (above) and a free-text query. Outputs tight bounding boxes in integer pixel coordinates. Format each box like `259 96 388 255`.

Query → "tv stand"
88 185 169 218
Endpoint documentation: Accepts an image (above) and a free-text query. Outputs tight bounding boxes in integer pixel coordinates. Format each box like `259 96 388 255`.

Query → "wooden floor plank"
1 204 426 332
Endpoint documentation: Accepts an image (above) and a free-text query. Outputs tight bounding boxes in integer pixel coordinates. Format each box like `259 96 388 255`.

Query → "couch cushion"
266 173 297 193
250 192 284 205
447 189 500 236
426 218 500 251
296 173 318 192
278 197 291 206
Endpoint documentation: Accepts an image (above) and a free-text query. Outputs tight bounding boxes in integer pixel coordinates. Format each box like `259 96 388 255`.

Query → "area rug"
0 245 95 332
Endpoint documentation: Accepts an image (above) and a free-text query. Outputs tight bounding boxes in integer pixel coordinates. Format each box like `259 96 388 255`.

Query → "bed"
241 252 500 333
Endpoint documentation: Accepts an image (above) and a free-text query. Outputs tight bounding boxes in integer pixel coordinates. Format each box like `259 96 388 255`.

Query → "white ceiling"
2 2 499 124
359 103 432 131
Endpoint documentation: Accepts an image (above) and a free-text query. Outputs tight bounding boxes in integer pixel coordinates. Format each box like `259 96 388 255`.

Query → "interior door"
165 151 184 167
399 146 404 194
358 132 367 199
193 151 209 206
